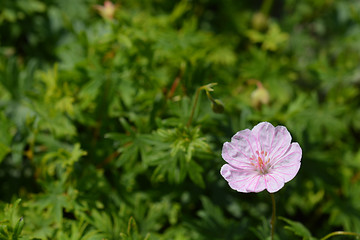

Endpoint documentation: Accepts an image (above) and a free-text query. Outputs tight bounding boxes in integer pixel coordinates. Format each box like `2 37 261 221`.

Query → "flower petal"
267 125 292 163
222 142 255 169
244 175 266 193
264 173 285 193
271 142 302 182
220 164 259 193
230 129 259 159
252 122 275 153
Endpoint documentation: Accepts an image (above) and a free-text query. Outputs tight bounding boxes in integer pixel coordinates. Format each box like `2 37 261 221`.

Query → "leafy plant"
1 0 360 239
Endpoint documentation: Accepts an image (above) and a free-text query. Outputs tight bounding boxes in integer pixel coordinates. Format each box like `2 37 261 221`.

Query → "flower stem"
186 86 202 128
270 193 276 240
320 231 360 240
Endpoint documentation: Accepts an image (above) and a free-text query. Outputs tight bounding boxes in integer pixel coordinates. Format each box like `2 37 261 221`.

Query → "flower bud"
94 1 117 20
251 83 270 108
211 99 225 113
251 12 268 31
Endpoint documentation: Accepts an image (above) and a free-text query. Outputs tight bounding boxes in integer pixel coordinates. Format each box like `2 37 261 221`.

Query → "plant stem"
261 0 274 16
321 231 360 240
167 65 185 99
186 83 218 127
186 86 202 128
270 193 276 240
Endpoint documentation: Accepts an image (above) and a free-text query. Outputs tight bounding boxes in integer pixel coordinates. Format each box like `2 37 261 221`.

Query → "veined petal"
245 175 266 193
220 164 258 193
252 122 275 153
271 162 301 182
230 129 259 158
267 125 292 162
222 142 254 169
272 142 302 167
264 174 285 193
271 142 302 181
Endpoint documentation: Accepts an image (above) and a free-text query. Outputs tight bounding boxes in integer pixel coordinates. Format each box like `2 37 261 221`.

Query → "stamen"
251 150 270 174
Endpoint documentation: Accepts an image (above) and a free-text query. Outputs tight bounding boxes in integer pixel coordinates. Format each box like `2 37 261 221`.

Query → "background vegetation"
1 0 360 239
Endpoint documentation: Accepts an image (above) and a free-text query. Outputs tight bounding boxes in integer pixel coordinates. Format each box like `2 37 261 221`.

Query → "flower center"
250 150 270 175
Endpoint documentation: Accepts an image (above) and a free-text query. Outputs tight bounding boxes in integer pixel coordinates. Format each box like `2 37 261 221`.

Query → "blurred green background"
1 0 360 239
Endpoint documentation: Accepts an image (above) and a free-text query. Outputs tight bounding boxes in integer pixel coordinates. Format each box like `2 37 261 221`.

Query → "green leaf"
188 161 205 188
12 217 24 239
280 217 317 240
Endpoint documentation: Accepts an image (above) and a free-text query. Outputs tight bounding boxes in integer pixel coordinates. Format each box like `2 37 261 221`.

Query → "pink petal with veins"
220 122 302 193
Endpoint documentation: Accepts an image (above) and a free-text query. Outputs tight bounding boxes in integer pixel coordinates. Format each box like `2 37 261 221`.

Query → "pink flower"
221 122 302 193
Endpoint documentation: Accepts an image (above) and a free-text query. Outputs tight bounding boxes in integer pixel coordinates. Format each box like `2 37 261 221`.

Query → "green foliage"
280 217 316 240
0 199 25 240
143 126 210 187
1 0 360 239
